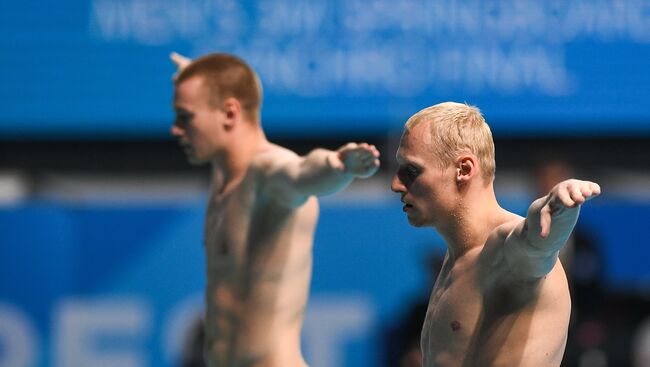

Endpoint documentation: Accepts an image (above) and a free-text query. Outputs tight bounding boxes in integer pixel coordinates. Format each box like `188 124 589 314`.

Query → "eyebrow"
396 149 417 165
174 107 192 114
395 147 407 163
395 151 402 163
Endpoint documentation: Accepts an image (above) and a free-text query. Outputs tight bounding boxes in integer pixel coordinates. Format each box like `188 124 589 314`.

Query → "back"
203 145 318 367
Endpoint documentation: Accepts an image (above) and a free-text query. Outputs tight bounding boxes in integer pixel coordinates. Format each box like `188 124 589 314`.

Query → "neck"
437 182 506 261
211 124 268 196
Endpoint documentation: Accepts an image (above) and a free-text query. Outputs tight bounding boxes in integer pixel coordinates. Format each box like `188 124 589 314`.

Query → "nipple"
450 320 461 331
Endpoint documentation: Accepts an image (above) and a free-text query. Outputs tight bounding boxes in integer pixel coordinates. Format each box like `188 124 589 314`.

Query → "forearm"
294 148 355 197
524 196 580 251
263 143 378 206
504 179 599 278
503 199 579 278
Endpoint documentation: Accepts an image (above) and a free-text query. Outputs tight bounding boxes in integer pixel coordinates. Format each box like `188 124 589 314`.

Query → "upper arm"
254 146 358 208
253 151 311 208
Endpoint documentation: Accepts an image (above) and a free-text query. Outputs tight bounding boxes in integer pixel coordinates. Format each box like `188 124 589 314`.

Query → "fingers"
170 52 191 68
539 204 552 238
339 143 380 162
540 179 600 238
554 179 602 208
358 144 380 159
347 142 380 157
586 182 601 199
170 52 192 81
359 142 380 157
356 145 381 172
338 142 380 178
555 183 576 208
567 182 585 206
353 149 380 167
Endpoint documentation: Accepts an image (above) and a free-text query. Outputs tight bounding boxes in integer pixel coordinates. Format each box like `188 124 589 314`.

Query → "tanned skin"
391 120 600 367
172 54 380 367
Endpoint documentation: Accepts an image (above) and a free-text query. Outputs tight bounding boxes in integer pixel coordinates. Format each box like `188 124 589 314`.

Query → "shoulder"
249 144 308 207
487 210 564 281
484 213 524 251
248 144 303 184
250 144 300 174
478 213 526 280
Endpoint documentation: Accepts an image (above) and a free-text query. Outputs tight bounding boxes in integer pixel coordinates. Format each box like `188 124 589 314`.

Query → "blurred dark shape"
382 252 444 367
180 317 207 367
583 293 650 367
633 317 650 367
384 300 426 367
533 153 605 300
533 154 609 366
532 153 650 366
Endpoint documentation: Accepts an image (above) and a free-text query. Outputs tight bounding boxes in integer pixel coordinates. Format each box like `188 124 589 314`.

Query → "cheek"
409 179 433 198
182 122 196 138
188 124 208 143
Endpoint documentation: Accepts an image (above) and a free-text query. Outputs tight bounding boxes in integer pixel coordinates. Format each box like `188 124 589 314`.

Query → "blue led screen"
1 0 649 138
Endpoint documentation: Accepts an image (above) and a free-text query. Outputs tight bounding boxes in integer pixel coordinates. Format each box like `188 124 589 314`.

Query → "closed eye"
174 110 193 128
397 164 420 185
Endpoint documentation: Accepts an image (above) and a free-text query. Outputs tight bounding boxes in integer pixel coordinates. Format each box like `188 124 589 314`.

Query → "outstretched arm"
259 143 380 207
504 179 601 278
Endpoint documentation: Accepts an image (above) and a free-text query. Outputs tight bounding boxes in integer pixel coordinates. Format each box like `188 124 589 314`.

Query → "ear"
455 154 477 184
221 97 242 130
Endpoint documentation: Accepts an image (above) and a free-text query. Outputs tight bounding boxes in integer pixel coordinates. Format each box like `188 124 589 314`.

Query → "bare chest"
421 252 565 367
203 184 317 283
204 190 249 261
421 263 484 356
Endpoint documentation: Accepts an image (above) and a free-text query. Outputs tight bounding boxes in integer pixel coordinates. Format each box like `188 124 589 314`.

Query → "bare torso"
202 149 318 367
421 219 571 367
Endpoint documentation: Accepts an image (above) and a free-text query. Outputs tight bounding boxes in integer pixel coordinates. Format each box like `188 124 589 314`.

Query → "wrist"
327 151 347 174
325 152 345 172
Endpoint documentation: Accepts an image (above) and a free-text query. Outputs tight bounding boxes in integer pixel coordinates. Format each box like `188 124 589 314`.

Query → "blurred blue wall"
0 196 647 367
1 0 649 366
1 0 650 137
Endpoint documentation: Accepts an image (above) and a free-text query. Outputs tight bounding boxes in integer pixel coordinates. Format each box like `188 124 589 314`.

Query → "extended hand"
335 143 380 178
170 52 191 80
540 179 600 237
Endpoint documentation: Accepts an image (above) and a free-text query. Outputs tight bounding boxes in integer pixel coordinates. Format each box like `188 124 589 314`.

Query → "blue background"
1 0 650 138
1 0 649 366
0 197 648 366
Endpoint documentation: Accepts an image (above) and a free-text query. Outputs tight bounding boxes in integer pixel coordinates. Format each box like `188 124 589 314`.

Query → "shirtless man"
171 53 380 367
390 102 600 366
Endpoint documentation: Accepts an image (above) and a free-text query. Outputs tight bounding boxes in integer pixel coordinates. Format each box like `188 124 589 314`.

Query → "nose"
391 173 406 193
170 124 183 137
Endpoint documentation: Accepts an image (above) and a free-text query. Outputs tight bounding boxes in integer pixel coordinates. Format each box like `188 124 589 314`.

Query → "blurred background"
1 0 649 366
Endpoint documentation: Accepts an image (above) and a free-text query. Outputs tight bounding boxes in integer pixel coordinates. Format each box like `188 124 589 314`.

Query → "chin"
188 158 209 166
185 152 208 165
407 216 426 228
184 156 204 166
407 212 435 227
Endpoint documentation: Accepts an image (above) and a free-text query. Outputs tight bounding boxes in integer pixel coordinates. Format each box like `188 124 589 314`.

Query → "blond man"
171 53 380 367
391 102 600 366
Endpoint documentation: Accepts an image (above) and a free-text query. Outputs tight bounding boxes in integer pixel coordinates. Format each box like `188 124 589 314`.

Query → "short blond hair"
405 102 495 182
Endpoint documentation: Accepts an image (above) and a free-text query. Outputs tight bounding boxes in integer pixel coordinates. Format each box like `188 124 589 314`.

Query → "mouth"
402 202 413 212
179 142 192 153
